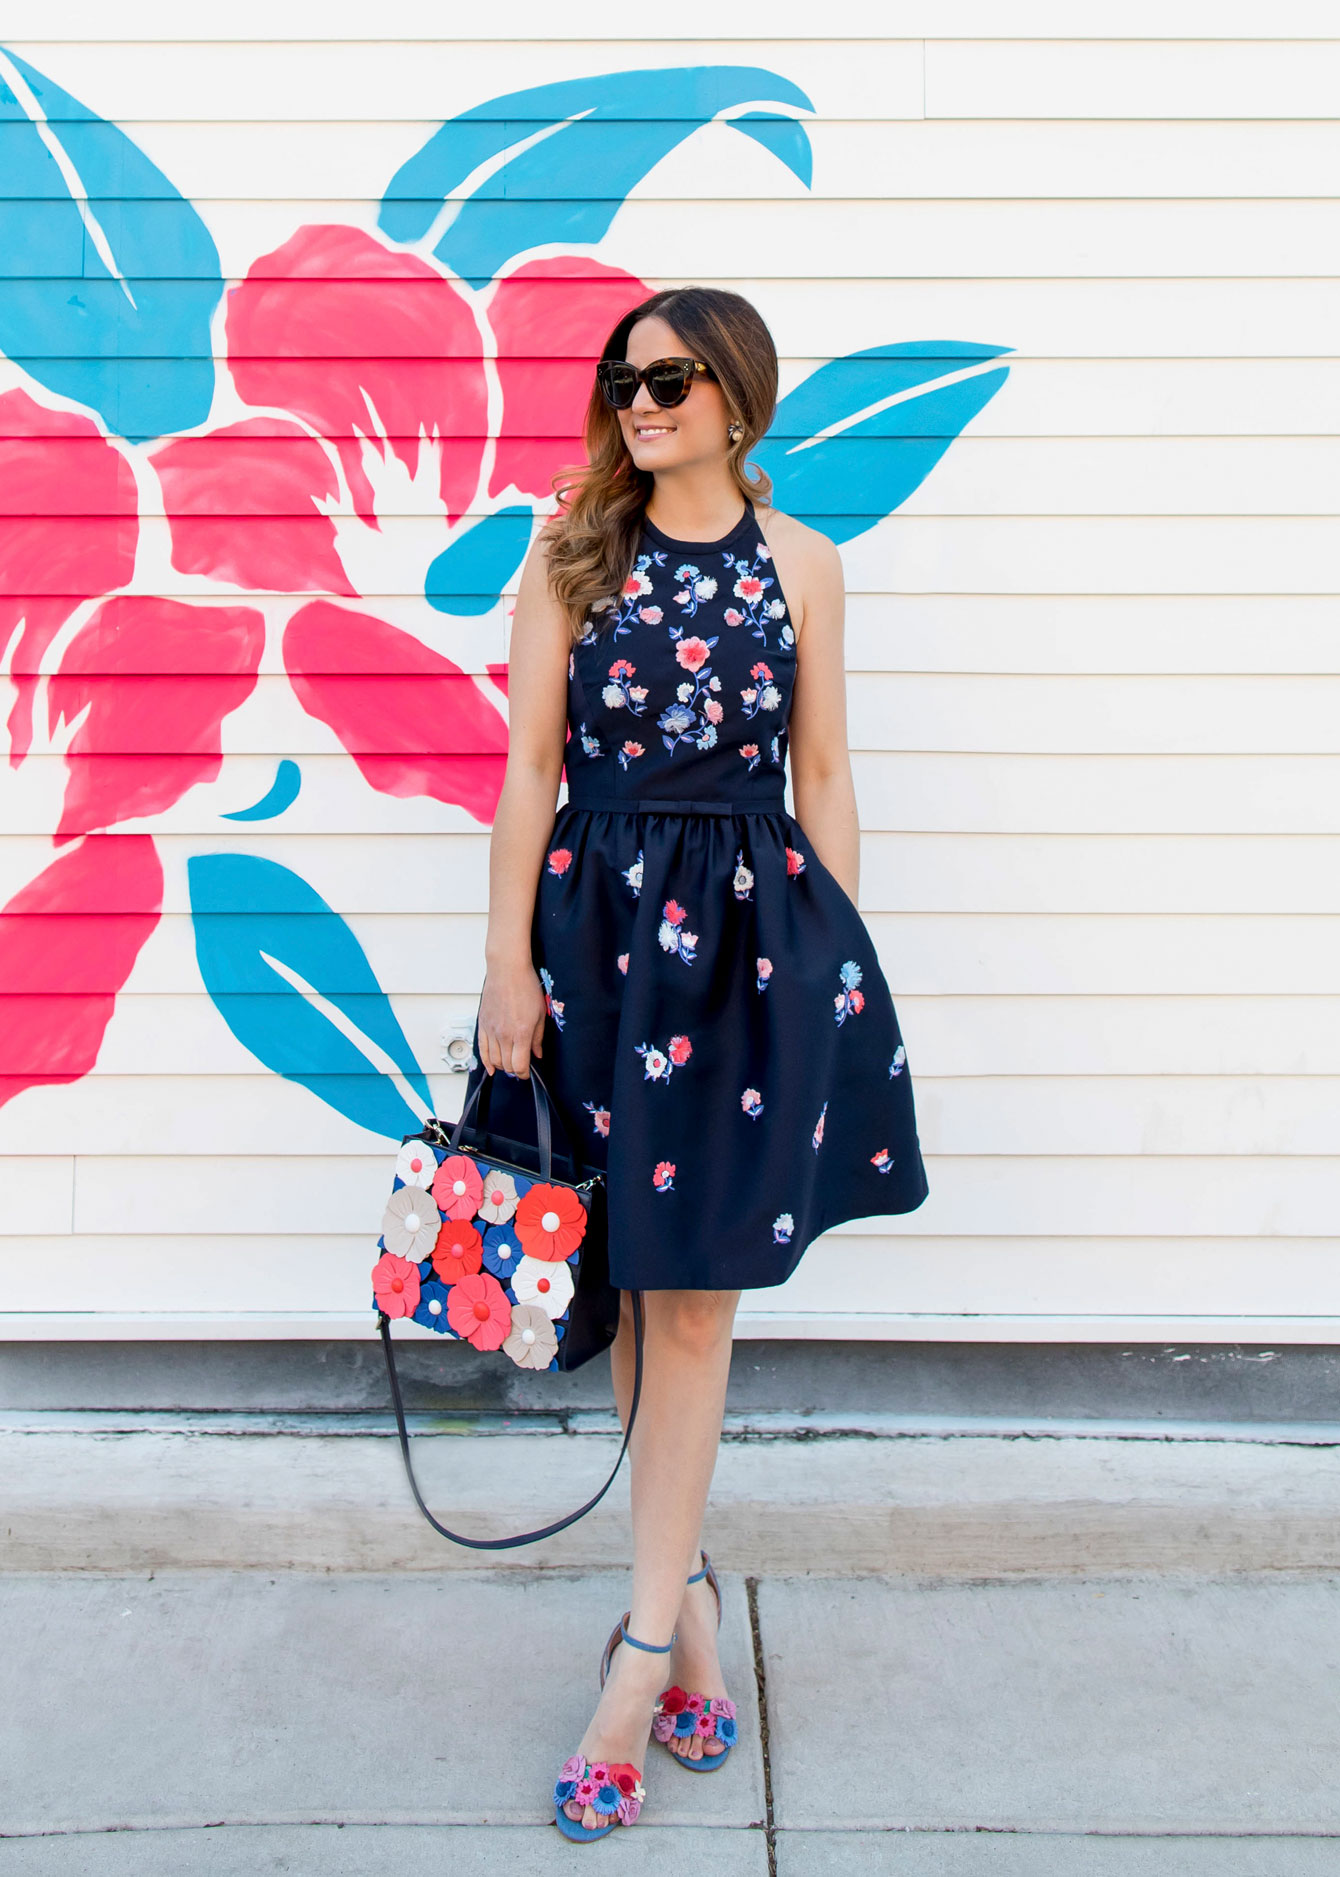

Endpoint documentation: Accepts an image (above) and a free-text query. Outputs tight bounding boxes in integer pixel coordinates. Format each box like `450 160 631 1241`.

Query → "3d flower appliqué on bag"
371 1063 645 1551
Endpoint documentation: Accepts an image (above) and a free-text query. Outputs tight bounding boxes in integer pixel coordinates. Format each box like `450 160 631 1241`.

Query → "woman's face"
615 314 733 473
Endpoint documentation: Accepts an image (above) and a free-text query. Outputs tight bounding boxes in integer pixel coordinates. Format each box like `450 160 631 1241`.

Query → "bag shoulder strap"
377 1291 643 1551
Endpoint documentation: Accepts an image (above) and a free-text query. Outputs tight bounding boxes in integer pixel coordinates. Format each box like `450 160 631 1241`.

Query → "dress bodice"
562 494 796 806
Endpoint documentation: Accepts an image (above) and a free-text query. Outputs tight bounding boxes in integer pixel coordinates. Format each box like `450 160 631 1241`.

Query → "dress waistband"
563 790 787 818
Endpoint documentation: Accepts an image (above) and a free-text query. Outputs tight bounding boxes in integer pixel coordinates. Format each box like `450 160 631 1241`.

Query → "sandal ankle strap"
619 1616 676 1653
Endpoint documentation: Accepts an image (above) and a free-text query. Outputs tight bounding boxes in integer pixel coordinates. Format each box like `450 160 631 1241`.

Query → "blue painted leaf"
188 853 432 1140
752 342 1012 544
426 506 532 617
222 760 302 823
380 66 814 288
0 47 221 439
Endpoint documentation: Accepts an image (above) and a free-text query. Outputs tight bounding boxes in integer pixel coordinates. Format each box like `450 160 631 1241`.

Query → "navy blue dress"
468 493 928 1291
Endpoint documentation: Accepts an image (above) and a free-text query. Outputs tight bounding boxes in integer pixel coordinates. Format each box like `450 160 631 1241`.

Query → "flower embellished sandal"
653 1551 739 1772
552 1617 669 1843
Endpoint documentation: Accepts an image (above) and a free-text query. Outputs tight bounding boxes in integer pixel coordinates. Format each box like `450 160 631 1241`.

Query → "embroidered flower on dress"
547 846 572 876
660 628 721 754
432 1154 483 1221
653 1160 676 1191
741 1087 763 1119
657 898 698 964
812 1100 828 1150
432 1216 484 1286
381 1186 441 1259
635 1042 670 1081
668 1034 692 1066
372 1251 421 1318
622 850 644 897
785 846 806 876
476 1168 519 1225
835 959 866 1025
675 637 711 673
539 964 566 1030
740 741 760 772
871 1148 893 1174
741 660 782 720
514 1182 589 1261
412 1276 455 1333
756 956 773 991
579 721 602 757
583 1099 611 1137
889 1044 907 1077
616 952 629 975
773 1212 794 1242
394 1141 439 1188
601 658 647 714
503 1301 560 1370
732 850 754 900
444 1270 512 1350
617 739 645 771
512 1253 575 1319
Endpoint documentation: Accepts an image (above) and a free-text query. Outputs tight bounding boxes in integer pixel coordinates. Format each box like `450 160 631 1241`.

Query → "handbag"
371 1061 643 1550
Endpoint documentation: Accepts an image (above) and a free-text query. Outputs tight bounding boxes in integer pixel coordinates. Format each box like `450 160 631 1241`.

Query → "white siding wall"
2 2 1337 1340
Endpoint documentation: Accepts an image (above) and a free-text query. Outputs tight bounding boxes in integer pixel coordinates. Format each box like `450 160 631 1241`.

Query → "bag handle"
447 1061 580 1185
377 1291 643 1550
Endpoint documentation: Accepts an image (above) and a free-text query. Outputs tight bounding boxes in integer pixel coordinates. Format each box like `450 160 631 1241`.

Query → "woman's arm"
784 528 862 907
476 524 572 1079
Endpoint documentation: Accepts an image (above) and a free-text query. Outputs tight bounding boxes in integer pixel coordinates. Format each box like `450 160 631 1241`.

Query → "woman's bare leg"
564 1286 739 1825
607 1288 735 1763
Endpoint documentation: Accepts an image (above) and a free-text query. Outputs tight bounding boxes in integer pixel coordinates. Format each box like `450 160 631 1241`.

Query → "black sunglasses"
596 356 717 409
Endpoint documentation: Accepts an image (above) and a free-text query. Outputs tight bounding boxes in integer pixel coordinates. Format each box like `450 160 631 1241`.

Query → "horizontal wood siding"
0 9 1336 1339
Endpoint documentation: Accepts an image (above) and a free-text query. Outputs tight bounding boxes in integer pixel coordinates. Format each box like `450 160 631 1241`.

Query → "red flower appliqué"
547 847 573 875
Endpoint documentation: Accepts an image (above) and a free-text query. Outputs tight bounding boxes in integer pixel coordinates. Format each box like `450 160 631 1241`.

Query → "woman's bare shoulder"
751 502 841 643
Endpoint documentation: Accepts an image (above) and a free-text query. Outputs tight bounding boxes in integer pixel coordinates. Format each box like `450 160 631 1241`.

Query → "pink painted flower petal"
0 834 161 1112
485 258 650 502
0 391 138 766
48 597 265 844
284 602 509 824
151 418 353 595
226 224 486 526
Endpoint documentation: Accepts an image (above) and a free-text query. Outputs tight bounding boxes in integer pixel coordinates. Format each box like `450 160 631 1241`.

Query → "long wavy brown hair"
544 287 779 644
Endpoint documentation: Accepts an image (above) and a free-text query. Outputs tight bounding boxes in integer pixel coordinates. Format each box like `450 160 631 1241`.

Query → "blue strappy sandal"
652 1551 738 1772
551 1615 671 1843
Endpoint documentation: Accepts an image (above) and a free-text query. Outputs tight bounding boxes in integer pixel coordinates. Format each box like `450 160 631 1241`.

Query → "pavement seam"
746 1575 777 1877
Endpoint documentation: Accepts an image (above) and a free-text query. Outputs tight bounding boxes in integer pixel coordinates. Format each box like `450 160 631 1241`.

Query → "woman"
469 285 928 1840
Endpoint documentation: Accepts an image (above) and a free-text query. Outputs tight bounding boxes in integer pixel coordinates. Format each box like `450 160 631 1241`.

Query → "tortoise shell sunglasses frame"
595 356 719 409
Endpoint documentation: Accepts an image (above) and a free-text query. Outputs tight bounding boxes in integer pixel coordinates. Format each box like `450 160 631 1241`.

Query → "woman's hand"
477 960 547 1079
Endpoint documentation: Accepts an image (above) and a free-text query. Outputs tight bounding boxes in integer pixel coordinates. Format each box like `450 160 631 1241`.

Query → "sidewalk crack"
746 1575 777 1877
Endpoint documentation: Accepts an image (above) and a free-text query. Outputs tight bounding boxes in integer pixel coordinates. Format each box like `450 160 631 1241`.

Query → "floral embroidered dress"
467 493 928 1291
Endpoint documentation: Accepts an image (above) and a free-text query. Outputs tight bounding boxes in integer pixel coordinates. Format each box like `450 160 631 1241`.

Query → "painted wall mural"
0 48 1009 1141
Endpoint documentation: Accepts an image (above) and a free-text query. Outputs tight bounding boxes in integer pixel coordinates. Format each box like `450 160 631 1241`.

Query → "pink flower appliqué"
786 846 806 876
547 847 573 875
371 1251 421 1319
432 1154 484 1220
445 1271 512 1350
653 1161 676 1191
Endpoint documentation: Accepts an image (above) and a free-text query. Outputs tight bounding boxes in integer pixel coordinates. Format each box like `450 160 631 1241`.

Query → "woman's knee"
642 1288 739 1358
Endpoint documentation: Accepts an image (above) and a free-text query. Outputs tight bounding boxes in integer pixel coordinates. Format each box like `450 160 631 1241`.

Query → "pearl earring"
727 422 742 442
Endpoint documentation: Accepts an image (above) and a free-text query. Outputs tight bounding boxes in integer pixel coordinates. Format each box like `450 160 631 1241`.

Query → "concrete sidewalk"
4 1565 1340 1872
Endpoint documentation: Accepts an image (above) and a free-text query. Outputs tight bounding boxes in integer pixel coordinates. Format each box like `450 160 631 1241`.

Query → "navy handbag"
372 1063 642 1548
